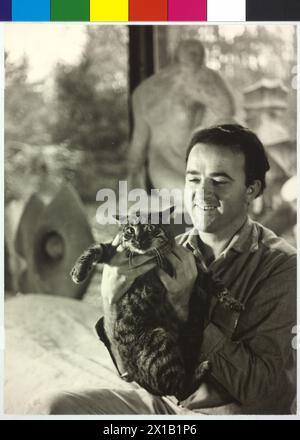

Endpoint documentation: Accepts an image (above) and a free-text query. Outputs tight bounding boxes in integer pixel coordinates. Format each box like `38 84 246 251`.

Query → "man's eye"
213 180 228 185
187 178 200 183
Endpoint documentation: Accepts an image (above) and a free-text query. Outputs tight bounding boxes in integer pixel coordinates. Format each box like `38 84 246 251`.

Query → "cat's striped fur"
71 210 209 400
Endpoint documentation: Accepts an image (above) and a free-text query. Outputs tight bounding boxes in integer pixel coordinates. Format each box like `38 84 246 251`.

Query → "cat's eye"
124 226 135 239
146 224 156 232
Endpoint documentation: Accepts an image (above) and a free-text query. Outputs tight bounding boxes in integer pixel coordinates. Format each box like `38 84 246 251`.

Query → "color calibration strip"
1 0 300 21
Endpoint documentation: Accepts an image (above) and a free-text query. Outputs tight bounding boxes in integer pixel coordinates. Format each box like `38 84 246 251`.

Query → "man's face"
184 142 250 234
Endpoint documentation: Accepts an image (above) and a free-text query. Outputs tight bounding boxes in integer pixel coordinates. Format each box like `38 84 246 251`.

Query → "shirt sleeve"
199 258 296 405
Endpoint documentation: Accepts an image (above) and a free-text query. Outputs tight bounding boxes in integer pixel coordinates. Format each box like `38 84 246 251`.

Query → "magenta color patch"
168 0 207 21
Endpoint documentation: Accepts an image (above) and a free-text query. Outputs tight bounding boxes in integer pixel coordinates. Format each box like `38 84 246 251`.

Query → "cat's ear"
158 205 176 224
113 214 127 225
127 208 143 224
169 205 176 216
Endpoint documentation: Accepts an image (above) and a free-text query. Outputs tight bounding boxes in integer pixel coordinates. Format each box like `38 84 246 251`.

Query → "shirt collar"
184 216 259 257
224 217 259 254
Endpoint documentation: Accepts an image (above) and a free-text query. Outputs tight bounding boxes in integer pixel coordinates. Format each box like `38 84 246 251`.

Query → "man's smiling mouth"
194 203 219 211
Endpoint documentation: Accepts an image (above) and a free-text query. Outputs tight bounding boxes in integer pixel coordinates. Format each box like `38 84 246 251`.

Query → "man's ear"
246 180 262 202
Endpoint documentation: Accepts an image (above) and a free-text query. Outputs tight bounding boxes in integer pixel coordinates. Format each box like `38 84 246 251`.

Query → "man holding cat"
29 124 296 415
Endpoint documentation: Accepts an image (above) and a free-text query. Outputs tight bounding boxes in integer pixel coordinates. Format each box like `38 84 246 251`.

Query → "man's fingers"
172 244 192 260
165 252 181 268
157 268 174 289
164 249 193 275
161 247 197 281
128 261 156 277
110 252 155 268
173 246 197 270
129 254 156 268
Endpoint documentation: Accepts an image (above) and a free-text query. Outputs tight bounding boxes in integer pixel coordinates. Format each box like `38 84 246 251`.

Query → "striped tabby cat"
71 208 210 400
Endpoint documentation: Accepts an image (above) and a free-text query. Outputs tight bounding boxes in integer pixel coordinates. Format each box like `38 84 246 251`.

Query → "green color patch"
51 0 89 21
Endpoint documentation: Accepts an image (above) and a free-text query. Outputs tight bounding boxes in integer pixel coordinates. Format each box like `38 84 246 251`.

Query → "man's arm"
157 246 198 322
185 258 296 406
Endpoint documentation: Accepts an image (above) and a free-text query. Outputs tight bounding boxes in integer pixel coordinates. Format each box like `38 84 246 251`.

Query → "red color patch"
129 0 168 21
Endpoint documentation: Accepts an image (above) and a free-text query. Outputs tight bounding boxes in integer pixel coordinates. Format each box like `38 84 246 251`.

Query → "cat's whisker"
153 247 163 268
157 250 163 267
156 250 162 267
155 249 161 266
129 251 133 268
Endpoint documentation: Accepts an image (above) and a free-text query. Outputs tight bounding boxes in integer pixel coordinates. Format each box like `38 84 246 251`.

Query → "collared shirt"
96 217 296 414
176 216 296 413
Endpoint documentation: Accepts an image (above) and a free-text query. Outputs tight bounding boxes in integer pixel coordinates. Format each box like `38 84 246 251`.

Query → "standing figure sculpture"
127 39 236 197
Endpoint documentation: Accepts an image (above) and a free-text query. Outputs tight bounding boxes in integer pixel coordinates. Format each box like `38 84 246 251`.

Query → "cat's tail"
70 244 105 283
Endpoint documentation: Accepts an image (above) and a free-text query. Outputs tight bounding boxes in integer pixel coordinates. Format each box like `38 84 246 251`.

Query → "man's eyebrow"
186 170 234 181
186 170 201 176
210 172 234 181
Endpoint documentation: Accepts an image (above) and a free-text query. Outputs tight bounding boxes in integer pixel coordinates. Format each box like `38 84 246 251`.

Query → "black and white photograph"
3 24 297 416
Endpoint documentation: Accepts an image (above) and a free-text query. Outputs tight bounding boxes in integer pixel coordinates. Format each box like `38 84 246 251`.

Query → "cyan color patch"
12 0 50 21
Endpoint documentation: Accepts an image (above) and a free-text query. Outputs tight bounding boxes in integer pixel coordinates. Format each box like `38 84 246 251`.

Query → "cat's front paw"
70 265 89 284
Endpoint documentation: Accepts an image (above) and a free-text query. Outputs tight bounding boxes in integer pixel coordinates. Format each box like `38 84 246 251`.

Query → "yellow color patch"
90 0 129 21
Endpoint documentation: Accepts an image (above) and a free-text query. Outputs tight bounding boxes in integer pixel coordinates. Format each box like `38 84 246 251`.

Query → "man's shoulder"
253 221 296 275
254 220 296 257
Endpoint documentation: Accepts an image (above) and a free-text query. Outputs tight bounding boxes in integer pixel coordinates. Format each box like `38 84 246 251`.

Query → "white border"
0 23 4 419
0 20 299 421
296 21 299 422
207 0 246 22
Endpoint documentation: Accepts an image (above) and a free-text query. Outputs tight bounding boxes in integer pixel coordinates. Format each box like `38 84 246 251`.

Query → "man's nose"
197 179 214 198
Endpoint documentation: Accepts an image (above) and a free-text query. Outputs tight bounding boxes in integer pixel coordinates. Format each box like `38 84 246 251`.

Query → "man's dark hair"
185 124 270 196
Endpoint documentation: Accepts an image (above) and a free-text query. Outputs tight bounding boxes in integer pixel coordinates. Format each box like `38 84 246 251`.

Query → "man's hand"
157 245 198 321
101 235 156 307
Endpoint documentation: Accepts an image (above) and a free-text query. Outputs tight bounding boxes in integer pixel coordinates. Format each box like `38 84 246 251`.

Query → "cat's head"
115 207 175 255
